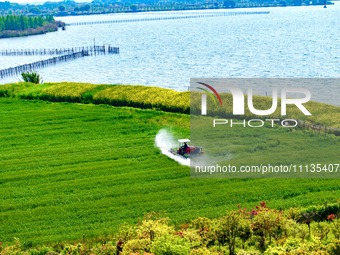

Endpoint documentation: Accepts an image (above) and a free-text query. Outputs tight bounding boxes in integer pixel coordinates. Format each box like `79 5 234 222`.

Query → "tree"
216 211 251 255
0 15 53 32
0 1 11 11
19 15 27 30
58 5 66 12
46 15 54 23
81 4 90 12
294 0 302 5
250 202 285 253
0 19 5 32
29 7 40 14
130 4 137 12
224 0 236 8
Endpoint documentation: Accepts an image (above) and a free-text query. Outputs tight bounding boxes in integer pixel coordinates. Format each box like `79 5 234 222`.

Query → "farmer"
183 142 188 151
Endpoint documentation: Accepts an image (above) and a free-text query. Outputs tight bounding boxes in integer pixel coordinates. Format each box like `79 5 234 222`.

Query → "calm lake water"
0 5 339 105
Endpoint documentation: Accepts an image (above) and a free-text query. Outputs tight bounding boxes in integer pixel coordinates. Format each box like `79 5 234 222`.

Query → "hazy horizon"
1 0 91 4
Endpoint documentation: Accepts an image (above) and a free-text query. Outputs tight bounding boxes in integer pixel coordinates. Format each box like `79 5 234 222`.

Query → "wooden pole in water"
94 38 96 56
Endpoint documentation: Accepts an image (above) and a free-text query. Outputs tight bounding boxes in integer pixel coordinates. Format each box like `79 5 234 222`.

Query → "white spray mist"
155 129 190 166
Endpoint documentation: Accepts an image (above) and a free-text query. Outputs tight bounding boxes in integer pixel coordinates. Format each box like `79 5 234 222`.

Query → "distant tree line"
0 15 54 32
0 0 335 17
0 15 64 38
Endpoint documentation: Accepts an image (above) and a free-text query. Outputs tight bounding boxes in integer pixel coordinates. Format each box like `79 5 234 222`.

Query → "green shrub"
285 207 302 222
327 239 340 255
89 242 117 255
236 249 260 255
29 246 51 255
330 219 340 240
312 222 330 241
150 234 191 255
115 223 137 245
121 238 152 255
21 72 42 84
263 245 286 255
191 217 216 247
190 247 212 255
0 238 24 255
135 217 174 241
60 243 85 255
0 202 338 255
180 229 202 249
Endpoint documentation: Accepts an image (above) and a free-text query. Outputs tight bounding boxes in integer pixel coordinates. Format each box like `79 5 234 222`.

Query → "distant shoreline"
54 3 335 17
0 20 65 39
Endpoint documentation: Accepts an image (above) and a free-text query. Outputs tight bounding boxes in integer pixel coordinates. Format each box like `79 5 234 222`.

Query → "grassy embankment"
0 82 339 248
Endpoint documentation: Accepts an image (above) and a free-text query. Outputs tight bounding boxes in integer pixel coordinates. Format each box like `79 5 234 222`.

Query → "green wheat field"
0 83 339 249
